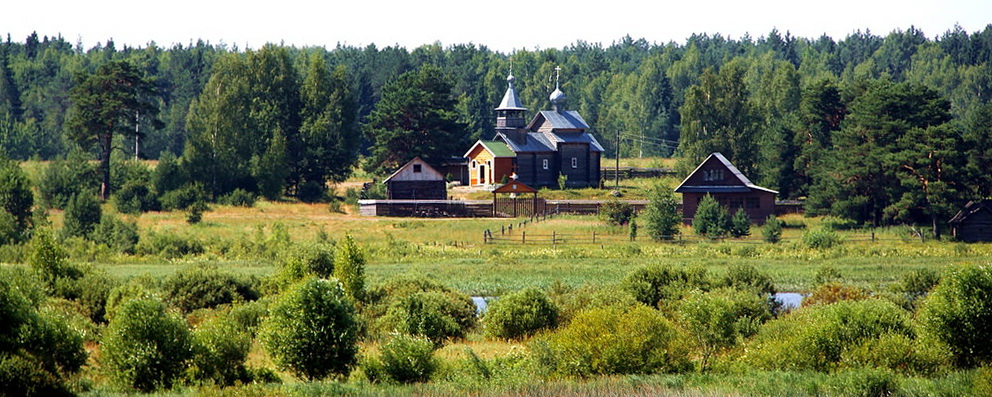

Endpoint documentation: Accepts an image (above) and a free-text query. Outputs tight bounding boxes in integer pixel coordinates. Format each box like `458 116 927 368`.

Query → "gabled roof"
674 152 778 194
528 110 590 131
546 132 606 152
462 140 517 158
495 132 556 153
383 156 445 183
949 200 992 225
492 180 538 194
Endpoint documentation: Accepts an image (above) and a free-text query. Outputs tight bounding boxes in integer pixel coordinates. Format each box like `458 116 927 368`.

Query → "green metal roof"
481 141 516 158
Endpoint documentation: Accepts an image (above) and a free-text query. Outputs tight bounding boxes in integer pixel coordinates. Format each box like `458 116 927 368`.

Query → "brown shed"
949 200 992 242
675 153 777 224
384 157 447 200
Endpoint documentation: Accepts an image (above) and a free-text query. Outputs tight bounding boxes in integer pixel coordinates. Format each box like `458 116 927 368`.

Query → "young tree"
260 278 359 380
333 235 366 302
0 155 33 242
102 298 193 392
363 65 467 175
66 60 161 200
693 194 730 237
642 184 682 241
729 208 751 238
61 192 101 239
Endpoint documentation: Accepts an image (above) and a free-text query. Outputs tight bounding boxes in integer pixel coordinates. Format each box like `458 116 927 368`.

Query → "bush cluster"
485 287 558 340
102 297 193 392
260 278 359 380
162 265 259 313
364 334 437 384
533 305 691 376
368 275 476 345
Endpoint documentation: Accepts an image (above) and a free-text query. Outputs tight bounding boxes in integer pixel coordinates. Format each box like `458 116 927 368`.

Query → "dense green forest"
1 25 991 230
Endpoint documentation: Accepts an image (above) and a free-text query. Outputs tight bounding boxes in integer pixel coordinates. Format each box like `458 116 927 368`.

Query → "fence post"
871 230 875 242
501 225 505 235
552 231 557 246
592 231 596 244
522 231 526 244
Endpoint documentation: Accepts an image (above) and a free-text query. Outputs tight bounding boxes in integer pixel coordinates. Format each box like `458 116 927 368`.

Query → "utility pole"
615 130 620 191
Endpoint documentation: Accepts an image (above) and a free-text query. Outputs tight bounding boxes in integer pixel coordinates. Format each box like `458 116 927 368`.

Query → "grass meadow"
15 162 992 396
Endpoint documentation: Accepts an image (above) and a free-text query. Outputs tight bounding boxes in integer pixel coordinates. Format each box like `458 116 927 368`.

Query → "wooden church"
464 67 604 188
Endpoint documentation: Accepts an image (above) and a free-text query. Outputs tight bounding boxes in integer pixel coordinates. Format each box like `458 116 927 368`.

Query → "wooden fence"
484 227 925 245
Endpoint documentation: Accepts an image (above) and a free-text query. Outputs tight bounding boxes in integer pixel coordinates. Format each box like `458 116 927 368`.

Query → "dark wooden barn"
949 200 992 242
384 157 447 200
675 153 778 224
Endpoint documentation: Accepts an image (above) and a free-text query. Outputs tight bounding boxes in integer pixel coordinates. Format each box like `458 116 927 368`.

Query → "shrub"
677 288 771 370
90 214 140 254
0 156 34 240
260 278 359 380
163 265 259 313
189 313 252 386
185 200 209 224
102 298 193 392
889 268 940 311
367 275 476 342
60 192 101 239
621 264 710 308
76 271 120 323
551 283 642 325
0 353 73 397
152 151 186 195
333 235 366 302
385 291 472 346
721 264 776 297
729 208 751 238
535 305 690 376
274 242 335 288
641 184 681 241
918 264 992 368
159 183 209 211
693 194 730 237
600 199 634 226
297 180 327 203
761 215 783 243
136 231 204 259
218 188 256 207
802 227 843 250
26 229 74 287
375 334 437 384
113 181 158 214
746 299 914 372
557 173 567 190
37 152 98 210
485 287 559 340
803 282 870 307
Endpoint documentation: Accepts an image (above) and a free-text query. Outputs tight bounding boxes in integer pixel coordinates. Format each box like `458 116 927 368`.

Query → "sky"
3 0 990 53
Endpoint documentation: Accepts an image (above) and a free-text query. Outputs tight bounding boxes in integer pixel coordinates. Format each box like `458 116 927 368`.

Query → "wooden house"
465 69 603 188
674 153 777 224
383 157 447 200
463 141 516 186
949 200 992 242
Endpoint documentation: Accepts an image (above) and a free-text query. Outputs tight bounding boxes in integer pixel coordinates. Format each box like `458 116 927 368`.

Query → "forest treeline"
1 25 991 229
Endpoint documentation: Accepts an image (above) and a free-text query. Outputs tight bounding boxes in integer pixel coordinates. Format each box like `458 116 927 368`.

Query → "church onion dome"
549 87 566 105
496 73 526 111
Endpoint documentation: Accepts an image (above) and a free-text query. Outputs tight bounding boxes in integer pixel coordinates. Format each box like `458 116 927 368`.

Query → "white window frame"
542 159 549 170
571 157 578 169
